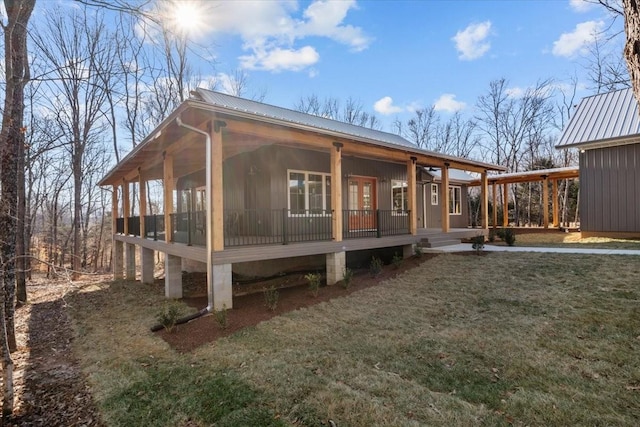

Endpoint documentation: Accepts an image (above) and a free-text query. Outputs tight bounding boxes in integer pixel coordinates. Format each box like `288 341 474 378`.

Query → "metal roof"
195 88 415 149
557 87 640 149
424 167 475 183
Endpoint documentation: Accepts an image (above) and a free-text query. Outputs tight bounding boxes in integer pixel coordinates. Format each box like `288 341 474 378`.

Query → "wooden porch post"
139 169 146 237
492 182 498 229
407 157 417 235
502 183 509 227
112 185 118 235
480 170 489 230
211 121 224 252
112 185 123 279
123 179 130 235
331 142 343 242
441 163 450 232
542 176 549 228
552 179 559 228
163 153 174 243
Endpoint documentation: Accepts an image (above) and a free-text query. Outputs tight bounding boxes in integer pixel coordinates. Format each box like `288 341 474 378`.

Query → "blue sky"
172 0 622 133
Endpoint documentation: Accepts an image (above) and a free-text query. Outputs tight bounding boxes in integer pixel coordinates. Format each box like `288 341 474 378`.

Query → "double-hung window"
392 180 408 214
449 186 462 215
288 170 331 215
431 183 438 205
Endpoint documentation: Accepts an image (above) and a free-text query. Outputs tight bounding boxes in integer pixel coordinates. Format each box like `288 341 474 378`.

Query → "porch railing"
115 208 410 247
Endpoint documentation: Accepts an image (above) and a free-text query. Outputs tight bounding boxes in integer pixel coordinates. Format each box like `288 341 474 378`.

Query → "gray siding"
423 181 469 229
580 143 640 233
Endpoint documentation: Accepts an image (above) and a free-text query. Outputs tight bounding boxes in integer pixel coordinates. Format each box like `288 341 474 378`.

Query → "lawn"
490 231 640 250
68 253 640 426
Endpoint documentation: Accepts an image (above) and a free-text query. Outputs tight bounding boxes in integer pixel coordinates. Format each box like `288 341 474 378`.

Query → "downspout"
175 115 214 313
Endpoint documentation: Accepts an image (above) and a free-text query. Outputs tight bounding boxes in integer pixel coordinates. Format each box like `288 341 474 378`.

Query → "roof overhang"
555 135 640 151
468 166 579 186
99 99 505 187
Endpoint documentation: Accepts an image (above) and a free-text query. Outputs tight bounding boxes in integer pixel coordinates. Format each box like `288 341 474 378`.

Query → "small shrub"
414 244 423 258
392 252 403 269
471 234 485 255
503 228 516 246
488 229 496 242
496 228 506 240
369 256 383 277
214 304 228 330
342 267 354 289
156 301 182 333
263 286 279 311
305 273 321 297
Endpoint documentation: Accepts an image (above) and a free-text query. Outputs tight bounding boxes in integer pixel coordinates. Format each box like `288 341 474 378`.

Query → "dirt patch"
158 254 438 352
9 279 104 427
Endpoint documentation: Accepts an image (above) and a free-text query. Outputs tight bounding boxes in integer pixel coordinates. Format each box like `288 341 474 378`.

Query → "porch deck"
114 228 484 265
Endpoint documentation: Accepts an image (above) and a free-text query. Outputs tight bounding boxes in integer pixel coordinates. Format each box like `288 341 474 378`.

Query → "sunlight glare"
167 1 209 39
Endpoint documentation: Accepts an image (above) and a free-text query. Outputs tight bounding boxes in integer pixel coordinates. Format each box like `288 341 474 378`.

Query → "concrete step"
419 239 461 248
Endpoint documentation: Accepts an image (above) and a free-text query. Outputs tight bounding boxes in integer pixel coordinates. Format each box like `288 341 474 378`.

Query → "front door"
348 177 377 231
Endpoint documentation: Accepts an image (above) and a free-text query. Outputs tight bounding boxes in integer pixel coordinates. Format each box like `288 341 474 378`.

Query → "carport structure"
470 166 579 228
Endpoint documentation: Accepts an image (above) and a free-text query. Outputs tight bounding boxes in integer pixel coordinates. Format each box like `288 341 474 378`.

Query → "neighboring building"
99 89 503 310
557 88 640 238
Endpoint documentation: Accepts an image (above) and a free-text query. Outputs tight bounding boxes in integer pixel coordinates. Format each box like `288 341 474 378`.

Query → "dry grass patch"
69 254 640 426
501 231 640 249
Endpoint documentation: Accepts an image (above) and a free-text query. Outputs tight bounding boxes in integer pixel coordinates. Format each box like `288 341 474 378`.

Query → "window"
392 180 408 214
288 170 331 215
449 186 462 215
431 183 438 205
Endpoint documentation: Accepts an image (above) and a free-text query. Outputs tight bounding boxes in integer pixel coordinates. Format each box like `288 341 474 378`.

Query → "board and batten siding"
580 143 640 233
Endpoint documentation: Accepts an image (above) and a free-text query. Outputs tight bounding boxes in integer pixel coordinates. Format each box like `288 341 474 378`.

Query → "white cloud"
240 46 320 72
374 96 404 115
192 0 370 72
505 87 525 98
569 0 593 13
552 20 604 57
433 94 466 113
452 21 492 61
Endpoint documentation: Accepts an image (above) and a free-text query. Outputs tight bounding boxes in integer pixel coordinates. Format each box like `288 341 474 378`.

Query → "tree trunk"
623 0 640 103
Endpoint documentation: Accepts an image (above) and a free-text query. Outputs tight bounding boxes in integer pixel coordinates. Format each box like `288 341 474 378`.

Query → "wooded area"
0 0 636 421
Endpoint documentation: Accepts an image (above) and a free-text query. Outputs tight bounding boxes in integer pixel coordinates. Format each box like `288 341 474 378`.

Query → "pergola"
469 166 579 228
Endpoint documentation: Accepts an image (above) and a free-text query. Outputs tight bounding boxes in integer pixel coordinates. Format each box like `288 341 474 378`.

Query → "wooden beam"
407 157 417 235
331 142 343 242
163 154 174 243
503 183 509 227
543 177 549 228
139 171 147 238
441 165 450 232
552 179 559 227
481 171 489 230
123 180 130 235
492 182 498 229
211 122 224 251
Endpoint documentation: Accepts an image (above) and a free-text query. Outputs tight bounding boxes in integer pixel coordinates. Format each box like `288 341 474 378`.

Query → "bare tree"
293 94 381 129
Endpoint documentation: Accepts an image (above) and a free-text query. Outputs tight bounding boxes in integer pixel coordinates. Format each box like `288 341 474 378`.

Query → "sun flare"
167 1 209 39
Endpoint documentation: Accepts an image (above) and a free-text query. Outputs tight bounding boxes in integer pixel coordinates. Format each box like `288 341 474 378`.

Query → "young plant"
342 267 354 290
263 286 279 311
214 304 228 330
392 252 403 269
305 273 322 297
369 256 383 277
413 244 423 258
488 229 496 242
503 228 516 246
156 301 182 333
471 234 485 255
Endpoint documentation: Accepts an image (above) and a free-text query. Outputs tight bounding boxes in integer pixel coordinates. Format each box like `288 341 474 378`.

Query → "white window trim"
449 185 462 216
287 169 332 217
391 179 408 216
431 183 438 206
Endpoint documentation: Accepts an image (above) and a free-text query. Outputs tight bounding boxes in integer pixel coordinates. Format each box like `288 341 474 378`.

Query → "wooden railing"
116 209 410 247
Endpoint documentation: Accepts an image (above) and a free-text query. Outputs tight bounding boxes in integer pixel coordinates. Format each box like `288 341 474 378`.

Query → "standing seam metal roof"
195 88 416 149
556 87 640 148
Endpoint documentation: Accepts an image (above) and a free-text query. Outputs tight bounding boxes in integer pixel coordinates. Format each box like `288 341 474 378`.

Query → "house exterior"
557 88 640 238
99 89 503 311
419 168 474 229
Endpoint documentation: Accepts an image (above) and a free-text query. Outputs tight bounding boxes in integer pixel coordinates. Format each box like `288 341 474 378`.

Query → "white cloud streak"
552 20 604 57
374 96 404 115
452 21 492 61
433 94 466 112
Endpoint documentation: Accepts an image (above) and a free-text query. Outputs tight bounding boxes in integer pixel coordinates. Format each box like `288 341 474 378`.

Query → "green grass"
68 253 640 426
